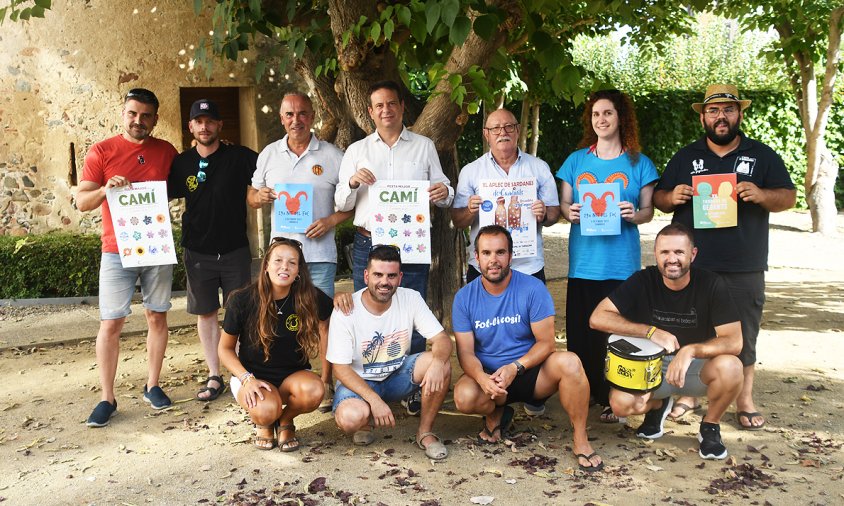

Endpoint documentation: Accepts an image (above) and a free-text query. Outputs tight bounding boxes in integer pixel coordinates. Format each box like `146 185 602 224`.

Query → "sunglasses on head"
271 236 303 249
369 244 400 253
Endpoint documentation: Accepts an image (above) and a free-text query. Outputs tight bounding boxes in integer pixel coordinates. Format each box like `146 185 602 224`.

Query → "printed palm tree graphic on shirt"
361 329 409 375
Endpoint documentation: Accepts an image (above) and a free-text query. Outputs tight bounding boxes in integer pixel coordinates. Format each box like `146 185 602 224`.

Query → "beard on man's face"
704 117 740 146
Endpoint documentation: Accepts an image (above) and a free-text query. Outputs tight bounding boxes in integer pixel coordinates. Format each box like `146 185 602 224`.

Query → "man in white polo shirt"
250 91 351 410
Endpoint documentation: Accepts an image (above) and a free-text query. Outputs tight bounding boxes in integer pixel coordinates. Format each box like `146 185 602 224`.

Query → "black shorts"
184 246 252 315
718 271 765 366
484 365 552 406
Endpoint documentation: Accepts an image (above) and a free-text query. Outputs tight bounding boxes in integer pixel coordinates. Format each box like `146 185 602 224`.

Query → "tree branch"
814 6 844 137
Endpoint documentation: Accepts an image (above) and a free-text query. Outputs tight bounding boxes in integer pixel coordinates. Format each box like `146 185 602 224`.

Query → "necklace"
276 295 292 315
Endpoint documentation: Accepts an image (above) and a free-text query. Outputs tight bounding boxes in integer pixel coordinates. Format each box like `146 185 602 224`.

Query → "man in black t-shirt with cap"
169 99 258 401
653 84 796 431
590 223 743 460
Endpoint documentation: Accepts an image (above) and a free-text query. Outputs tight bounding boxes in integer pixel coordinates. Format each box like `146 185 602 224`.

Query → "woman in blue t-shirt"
555 90 659 423
219 237 333 451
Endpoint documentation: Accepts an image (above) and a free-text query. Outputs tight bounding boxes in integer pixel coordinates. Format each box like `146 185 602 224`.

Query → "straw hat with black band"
691 84 752 114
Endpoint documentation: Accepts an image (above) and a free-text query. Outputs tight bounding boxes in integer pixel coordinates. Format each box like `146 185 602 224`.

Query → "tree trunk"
518 99 530 151
807 144 839 235
529 103 541 156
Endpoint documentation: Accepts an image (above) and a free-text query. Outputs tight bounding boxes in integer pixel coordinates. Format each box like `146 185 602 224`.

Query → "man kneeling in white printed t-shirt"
326 244 452 459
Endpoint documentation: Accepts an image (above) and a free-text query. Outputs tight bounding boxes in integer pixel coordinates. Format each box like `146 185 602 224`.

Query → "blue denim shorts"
99 253 173 320
307 261 337 297
650 355 709 399
332 352 422 411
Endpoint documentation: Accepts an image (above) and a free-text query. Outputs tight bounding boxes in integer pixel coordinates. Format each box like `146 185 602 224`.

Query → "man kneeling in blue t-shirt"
452 225 603 472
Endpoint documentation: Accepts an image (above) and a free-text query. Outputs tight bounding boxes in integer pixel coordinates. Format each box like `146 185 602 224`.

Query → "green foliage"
571 14 789 92
193 0 704 114
0 231 187 299
0 0 50 24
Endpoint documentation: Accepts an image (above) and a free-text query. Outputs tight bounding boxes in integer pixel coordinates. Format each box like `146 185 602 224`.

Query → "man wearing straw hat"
653 84 796 431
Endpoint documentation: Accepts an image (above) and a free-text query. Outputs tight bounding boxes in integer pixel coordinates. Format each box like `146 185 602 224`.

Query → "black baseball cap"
189 99 221 120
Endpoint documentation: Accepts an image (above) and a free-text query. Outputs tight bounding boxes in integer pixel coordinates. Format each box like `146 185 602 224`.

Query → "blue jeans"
352 232 429 354
308 262 337 297
332 352 422 411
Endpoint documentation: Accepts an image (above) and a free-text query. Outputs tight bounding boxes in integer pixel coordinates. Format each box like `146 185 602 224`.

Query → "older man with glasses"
326 244 453 459
167 99 258 402
654 84 796 430
451 107 560 417
76 88 179 426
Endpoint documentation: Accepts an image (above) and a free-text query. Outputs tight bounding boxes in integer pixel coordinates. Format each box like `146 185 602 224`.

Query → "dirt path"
1 211 842 505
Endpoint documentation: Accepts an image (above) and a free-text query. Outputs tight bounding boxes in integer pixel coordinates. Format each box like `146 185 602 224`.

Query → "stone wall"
0 0 297 237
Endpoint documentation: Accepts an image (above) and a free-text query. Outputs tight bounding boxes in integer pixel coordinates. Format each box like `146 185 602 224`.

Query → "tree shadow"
764 280 844 333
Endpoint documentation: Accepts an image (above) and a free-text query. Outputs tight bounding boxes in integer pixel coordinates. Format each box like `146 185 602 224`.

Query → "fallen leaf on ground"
470 496 494 505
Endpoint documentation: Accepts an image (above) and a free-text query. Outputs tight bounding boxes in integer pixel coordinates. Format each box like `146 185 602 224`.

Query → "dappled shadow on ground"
764 280 844 333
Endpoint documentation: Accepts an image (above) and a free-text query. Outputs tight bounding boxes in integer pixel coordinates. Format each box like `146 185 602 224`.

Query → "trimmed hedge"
0 230 187 299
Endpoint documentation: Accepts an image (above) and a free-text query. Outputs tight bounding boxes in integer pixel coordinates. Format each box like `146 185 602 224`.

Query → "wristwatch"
513 361 526 376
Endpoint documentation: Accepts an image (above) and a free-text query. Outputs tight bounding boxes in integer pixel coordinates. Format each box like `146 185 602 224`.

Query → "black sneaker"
698 422 728 459
86 400 117 427
143 385 172 410
401 390 421 416
636 397 674 439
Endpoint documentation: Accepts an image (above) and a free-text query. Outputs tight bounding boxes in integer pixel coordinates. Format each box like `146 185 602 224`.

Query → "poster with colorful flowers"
105 181 177 268
368 180 431 264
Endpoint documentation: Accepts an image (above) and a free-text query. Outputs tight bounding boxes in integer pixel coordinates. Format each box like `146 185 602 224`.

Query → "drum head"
608 334 665 360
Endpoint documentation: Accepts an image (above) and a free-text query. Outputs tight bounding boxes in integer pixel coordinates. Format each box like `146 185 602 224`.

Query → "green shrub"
0 230 187 299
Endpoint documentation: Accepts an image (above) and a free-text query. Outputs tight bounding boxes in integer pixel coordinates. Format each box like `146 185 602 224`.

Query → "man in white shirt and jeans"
335 80 454 415
327 245 452 459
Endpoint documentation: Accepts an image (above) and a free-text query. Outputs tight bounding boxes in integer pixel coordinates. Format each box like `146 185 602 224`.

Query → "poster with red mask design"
579 182 621 236
273 183 313 234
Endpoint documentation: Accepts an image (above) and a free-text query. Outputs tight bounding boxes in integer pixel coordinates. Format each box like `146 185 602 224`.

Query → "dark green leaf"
193 0 202 15
441 0 460 27
450 16 471 46
31 6 45 18
19 8 30 20
248 0 261 16
425 2 441 34
371 21 381 41
472 14 497 40
35 0 52 9
410 17 427 42
397 5 411 26
384 18 395 40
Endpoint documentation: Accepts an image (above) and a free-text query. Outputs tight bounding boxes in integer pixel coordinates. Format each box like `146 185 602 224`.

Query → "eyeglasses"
703 106 738 118
197 158 208 183
369 244 400 253
484 123 519 135
271 236 303 249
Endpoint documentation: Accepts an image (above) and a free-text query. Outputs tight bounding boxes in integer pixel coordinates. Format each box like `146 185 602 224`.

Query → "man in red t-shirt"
76 88 178 427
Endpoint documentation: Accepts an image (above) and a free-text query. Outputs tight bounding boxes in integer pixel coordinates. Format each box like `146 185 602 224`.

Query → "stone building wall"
0 0 295 237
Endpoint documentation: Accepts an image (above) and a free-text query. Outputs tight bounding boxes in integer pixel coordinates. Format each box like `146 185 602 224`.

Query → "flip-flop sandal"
254 423 277 451
667 402 701 421
736 411 765 431
197 375 226 402
574 452 605 473
477 405 514 444
599 406 624 423
278 424 300 452
353 425 375 446
416 432 448 460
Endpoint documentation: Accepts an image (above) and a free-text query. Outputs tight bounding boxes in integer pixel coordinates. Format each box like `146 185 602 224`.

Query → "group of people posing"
76 81 795 471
